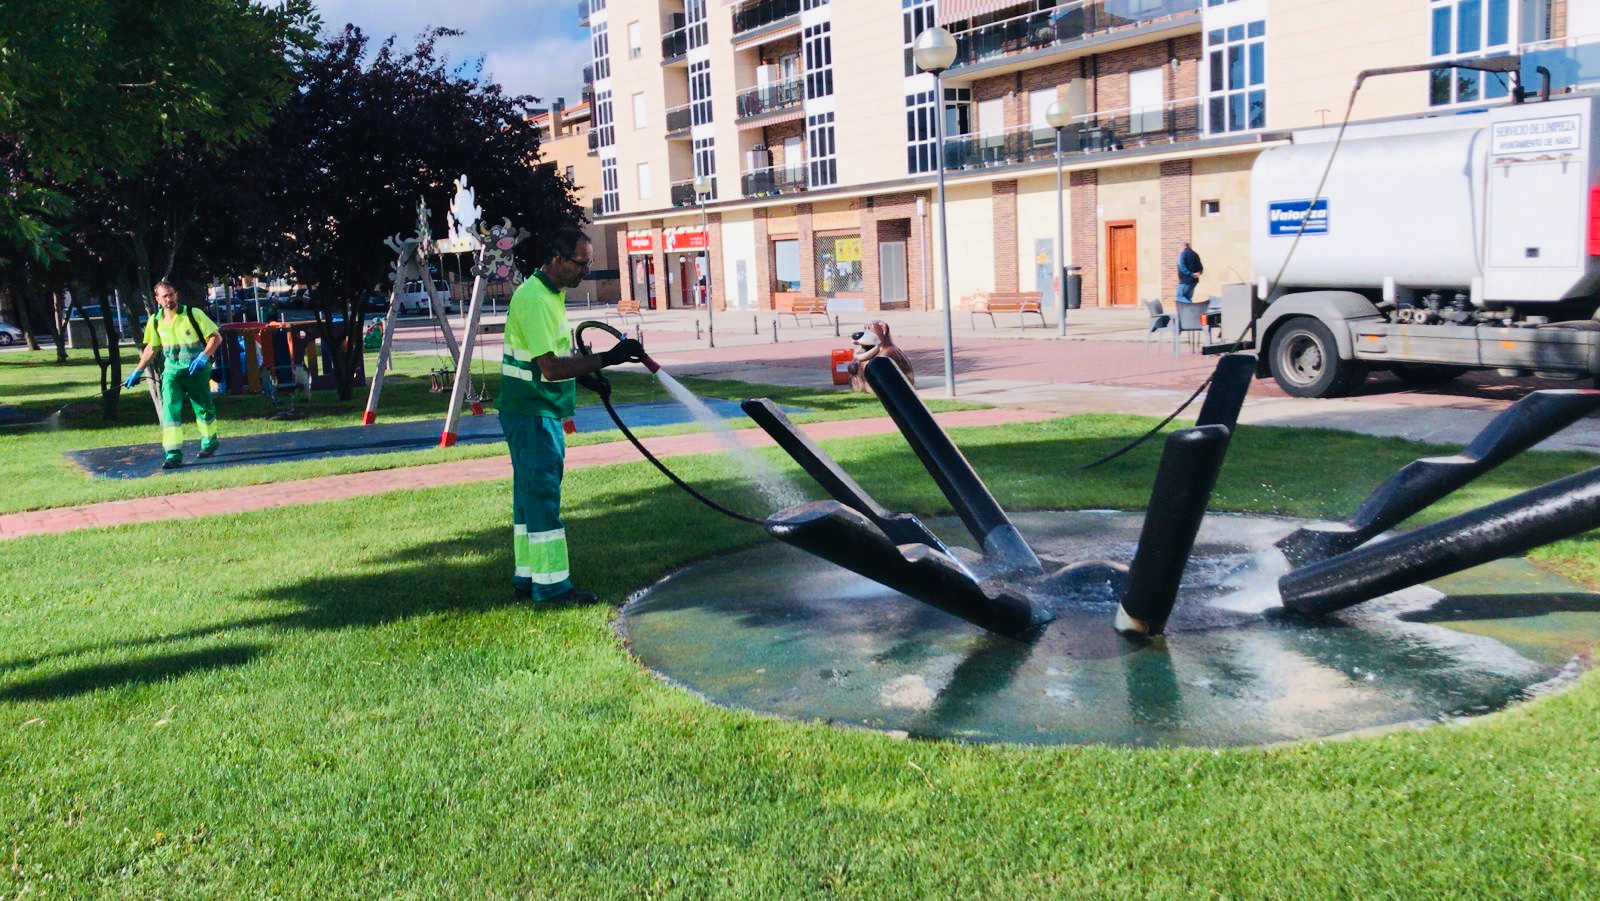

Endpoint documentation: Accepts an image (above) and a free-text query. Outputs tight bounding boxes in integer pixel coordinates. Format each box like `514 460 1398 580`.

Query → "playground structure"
361 182 528 445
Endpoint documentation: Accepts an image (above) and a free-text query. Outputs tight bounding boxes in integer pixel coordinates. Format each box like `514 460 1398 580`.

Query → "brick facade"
753 209 771 309
1070 169 1099 308
858 193 923 310
1159 159 1192 302
766 119 804 170
992 180 1019 292
707 211 724 311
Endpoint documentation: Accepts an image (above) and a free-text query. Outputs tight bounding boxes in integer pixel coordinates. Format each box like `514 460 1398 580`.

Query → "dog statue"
847 320 914 393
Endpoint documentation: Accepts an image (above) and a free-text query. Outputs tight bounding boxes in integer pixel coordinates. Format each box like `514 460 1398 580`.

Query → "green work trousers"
160 365 218 464
500 411 572 600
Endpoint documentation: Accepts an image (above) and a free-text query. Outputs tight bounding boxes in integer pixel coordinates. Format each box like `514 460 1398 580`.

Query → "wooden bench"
779 296 831 327
968 292 1047 330
604 298 643 326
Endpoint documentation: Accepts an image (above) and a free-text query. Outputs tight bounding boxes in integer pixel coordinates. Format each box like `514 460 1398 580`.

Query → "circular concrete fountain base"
620 512 1600 746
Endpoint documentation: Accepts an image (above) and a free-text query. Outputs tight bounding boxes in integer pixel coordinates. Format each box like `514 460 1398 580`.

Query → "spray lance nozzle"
575 319 660 374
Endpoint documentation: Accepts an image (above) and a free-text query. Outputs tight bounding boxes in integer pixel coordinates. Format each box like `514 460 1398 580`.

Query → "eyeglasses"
567 257 593 271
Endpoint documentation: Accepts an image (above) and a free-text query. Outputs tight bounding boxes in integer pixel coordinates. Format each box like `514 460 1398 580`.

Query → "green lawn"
0 348 971 515
3 418 1599 895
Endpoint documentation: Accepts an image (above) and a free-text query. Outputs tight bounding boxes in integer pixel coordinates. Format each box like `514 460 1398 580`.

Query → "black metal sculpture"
744 348 1600 642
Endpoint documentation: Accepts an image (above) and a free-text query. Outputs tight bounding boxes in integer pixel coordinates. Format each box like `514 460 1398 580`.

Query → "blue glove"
187 351 209 376
123 368 143 389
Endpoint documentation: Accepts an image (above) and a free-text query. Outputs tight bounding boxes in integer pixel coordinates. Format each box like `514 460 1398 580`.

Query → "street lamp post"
914 26 959 397
693 175 715 348
1045 98 1076 337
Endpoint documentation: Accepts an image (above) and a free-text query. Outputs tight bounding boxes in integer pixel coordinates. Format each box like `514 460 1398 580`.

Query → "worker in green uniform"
125 279 223 469
500 227 644 603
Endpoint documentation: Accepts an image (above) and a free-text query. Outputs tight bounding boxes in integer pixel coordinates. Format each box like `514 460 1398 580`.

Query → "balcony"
578 0 589 26
583 64 594 85
587 131 599 155
735 76 804 120
948 0 1200 73
662 24 689 63
1518 35 1600 93
941 98 1201 170
732 0 801 38
665 103 693 136
741 165 808 199
591 196 605 217
669 179 699 208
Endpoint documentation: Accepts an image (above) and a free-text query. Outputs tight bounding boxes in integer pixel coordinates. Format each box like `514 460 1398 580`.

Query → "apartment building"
581 0 1595 315
529 97 623 303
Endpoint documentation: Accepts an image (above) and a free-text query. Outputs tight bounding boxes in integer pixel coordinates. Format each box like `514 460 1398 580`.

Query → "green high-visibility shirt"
143 306 219 367
499 271 575 420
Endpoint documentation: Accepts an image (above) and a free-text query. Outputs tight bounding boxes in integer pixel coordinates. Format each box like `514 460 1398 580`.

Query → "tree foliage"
0 0 317 264
254 25 582 399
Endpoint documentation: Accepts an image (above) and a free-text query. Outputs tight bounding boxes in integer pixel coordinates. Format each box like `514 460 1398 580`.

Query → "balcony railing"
665 103 693 134
592 197 605 216
741 165 808 199
662 24 689 61
732 0 801 37
941 98 1201 169
736 76 804 119
578 0 590 26
583 64 594 85
949 0 1200 71
670 179 697 208
586 131 599 154
1518 34 1600 92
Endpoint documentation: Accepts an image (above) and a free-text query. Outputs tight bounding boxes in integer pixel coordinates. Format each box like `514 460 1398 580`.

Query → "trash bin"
1064 264 1083 310
830 348 854 386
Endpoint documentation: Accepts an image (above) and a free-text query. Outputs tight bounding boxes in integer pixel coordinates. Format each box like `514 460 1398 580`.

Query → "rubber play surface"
67 399 797 479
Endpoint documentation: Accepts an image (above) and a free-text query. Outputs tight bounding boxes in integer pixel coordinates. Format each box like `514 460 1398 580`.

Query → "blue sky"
311 0 591 110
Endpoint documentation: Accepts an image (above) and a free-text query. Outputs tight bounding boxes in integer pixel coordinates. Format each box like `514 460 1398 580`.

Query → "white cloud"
306 0 587 106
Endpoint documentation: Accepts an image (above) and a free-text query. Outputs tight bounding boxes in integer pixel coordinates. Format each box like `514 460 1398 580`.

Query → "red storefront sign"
667 230 708 251
625 234 654 253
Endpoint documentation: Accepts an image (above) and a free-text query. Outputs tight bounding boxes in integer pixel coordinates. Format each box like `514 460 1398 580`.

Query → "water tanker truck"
1228 90 1600 397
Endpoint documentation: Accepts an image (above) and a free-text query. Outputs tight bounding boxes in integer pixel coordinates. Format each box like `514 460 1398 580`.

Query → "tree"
0 0 317 266
253 26 582 400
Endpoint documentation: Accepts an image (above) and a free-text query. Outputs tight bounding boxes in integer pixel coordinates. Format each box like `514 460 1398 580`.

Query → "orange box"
830 348 853 386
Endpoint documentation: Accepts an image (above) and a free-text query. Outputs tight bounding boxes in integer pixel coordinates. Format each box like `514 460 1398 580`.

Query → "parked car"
397 279 457 316
0 323 24 345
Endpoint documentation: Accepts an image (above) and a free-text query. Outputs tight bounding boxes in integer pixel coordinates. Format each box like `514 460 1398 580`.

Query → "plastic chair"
261 328 311 418
1174 301 1208 356
1205 296 1223 341
1143 299 1171 350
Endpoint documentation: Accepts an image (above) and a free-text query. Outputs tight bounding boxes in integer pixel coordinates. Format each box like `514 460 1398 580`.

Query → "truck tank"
1251 127 1488 291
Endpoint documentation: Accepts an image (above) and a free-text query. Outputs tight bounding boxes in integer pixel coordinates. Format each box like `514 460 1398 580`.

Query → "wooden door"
1106 221 1137 307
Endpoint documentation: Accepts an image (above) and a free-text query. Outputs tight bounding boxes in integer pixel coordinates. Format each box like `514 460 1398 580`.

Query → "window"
804 23 834 100
1206 20 1265 134
686 0 708 50
902 0 936 77
801 0 829 8
632 92 647 128
1128 67 1164 134
690 59 713 126
905 89 938 174
637 162 652 200
774 240 801 292
694 137 717 200
807 111 837 187
594 90 614 148
628 21 641 58
944 87 973 137
1201 199 1221 217
1428 0 1514 106
591 22 610 81
815 235 862 295
565 165 575 182
600 157 619 214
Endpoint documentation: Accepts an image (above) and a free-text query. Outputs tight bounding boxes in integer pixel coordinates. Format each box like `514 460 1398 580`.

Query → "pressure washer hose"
573 320 766 527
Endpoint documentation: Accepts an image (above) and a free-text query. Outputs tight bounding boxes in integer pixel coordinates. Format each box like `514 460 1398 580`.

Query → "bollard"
696 319 702 340
772 320 778 343
634 324 642 343
753 314 758 335
834 315 841 337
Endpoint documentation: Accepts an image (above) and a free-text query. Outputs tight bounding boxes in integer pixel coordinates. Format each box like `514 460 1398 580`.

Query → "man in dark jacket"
1177 240 1204 303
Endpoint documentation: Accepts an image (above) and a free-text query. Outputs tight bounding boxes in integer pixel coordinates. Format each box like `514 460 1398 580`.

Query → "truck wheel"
1392 363 1463 385
1269 318 1356 398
